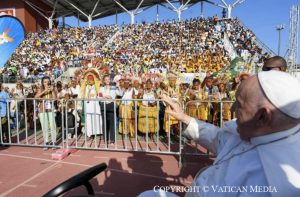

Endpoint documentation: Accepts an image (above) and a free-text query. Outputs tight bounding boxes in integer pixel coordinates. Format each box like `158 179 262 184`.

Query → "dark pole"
77 13 80 27
115 9 118 25
156 4 159 22
276 24 284 55
62 16 65 28
222 8 226 18
201 1 204 18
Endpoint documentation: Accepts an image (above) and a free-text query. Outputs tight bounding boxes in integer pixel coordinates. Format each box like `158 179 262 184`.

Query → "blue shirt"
0 91 10 117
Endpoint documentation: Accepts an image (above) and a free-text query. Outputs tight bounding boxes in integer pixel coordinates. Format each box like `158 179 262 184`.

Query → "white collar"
250 124 300 146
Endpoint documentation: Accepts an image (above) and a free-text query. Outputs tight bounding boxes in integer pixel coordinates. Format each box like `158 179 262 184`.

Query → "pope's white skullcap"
258 70 300 119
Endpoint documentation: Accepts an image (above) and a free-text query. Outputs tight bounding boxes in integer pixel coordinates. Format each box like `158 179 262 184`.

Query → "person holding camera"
35 76 57 150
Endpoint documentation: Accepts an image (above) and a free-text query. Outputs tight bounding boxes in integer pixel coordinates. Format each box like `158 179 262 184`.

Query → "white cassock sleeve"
183 118 231 155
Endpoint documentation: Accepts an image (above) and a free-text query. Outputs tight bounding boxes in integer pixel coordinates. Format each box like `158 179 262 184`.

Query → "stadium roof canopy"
25 0 223 26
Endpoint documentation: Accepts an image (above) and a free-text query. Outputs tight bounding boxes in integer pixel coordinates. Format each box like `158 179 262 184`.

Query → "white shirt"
184 119 300 197
121 88 133 105
133 88 139 96
99 86 116 104
142 91 156 106
57 89 66 99
23 67 29 78
13 88 25 98
70 85 80 96
113 74 121 83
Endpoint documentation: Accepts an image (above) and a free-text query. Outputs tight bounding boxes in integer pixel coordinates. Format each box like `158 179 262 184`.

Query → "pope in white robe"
183 118 300 197
139 71 300 197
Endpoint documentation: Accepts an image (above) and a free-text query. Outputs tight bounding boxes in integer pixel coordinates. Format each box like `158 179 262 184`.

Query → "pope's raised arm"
161 94 227 155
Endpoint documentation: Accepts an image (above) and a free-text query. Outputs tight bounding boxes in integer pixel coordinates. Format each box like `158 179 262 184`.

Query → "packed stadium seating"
1 17 269 83
0 17 273 158
1 25 118 83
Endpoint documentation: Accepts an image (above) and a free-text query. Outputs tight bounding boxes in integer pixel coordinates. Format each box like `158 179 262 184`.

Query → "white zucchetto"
258 70 300 119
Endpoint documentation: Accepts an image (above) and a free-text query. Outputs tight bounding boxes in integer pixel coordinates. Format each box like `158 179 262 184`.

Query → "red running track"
0 146 213 197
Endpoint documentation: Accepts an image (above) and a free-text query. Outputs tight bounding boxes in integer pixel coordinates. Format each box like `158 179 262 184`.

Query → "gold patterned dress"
119 88 135 137
138 91 159 134
186 90 208 121
212 92 232 125
163 86 180 133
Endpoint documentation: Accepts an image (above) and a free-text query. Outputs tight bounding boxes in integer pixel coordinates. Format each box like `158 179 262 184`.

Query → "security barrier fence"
0 98 234 166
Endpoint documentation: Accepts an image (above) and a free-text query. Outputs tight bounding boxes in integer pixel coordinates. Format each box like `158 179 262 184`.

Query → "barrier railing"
0 98 235 166
183 100 235 158
61 98 183 167
1 76 39 83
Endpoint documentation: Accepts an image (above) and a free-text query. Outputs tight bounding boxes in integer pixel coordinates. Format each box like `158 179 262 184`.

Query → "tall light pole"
213 0 246 19
276 24 285 55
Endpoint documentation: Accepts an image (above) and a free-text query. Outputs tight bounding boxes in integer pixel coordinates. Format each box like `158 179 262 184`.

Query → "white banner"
0 9 16 17
178 73 207 84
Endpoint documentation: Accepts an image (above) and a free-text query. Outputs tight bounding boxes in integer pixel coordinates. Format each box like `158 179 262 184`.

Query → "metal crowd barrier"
1 76 39 83
0 98 63 149
183 100 235 158
0 98 234 167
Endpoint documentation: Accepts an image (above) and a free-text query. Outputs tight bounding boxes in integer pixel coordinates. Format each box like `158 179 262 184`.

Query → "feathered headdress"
80 68 101 98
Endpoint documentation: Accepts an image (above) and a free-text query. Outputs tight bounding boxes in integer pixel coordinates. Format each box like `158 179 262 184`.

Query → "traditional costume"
212 81 231 126
119 86 135 137
138 89 159 134
185 77 208 122
138 70 300 197
186 88 209 121
80 69 102 137
163 73 180 133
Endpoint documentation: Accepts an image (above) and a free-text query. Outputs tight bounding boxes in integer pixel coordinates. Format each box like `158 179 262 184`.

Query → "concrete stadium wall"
0 0 51 32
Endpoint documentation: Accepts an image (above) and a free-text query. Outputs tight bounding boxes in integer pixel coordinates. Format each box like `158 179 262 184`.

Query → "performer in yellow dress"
201 75 218 123
163 73 180 133
119 78 135 137
138 79 159 136
186 78 208 121
212 81 231 126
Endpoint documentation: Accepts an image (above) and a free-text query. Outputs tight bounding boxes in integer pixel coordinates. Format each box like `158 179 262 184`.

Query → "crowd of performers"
0 67 250 148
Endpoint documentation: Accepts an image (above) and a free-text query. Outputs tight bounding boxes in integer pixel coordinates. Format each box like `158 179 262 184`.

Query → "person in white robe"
83 74 102 138
139 70 300 197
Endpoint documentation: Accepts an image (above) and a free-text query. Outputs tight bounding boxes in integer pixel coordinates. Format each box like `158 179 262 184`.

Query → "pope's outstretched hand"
160 94 192 125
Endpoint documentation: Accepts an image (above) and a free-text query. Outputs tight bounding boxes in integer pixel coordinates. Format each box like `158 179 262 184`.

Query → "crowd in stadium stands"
224 19 270 64
0 17 273 145
1 25 118 83
101 18 231 75
1 18 269 84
